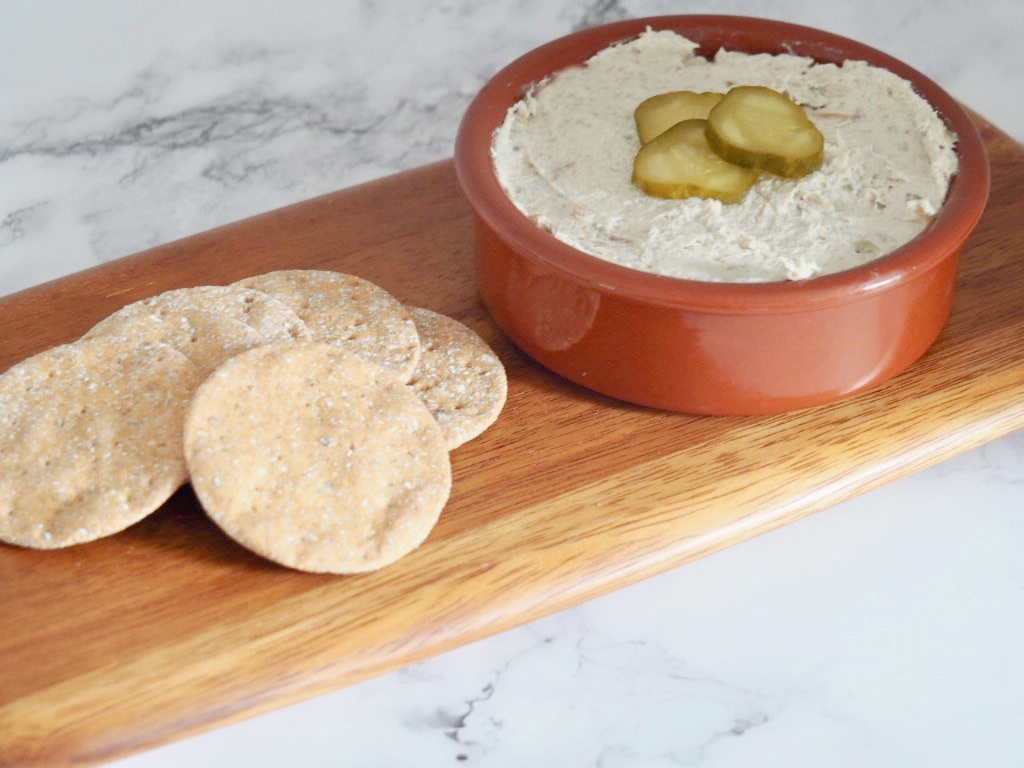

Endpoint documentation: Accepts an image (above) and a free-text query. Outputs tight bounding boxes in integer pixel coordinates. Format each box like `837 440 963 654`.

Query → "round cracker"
83 307 269 377
184 342 451 573
406 307 507 450
86 284 313 346
0 338 202 549
232 270 420 381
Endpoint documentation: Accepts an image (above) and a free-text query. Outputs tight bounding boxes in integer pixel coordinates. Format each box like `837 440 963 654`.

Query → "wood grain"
2 113 1023 767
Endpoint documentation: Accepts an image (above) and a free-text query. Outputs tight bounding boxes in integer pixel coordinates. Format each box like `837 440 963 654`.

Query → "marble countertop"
3 1 1022 766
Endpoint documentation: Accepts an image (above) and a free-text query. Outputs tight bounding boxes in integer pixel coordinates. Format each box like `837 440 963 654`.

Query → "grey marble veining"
3 0 1022 296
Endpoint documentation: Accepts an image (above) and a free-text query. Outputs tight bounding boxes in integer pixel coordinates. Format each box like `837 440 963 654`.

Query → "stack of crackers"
0 270 507 573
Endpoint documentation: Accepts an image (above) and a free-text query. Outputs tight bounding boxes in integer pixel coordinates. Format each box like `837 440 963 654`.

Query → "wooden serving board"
2 114 1023 767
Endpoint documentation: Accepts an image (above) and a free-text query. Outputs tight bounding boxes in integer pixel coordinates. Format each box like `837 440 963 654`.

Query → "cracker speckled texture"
84 307 269 376
0 338 202 548
406 307 508 450
88 284 313 345
1 272 505 566
184 342 451 573
233 270 420 381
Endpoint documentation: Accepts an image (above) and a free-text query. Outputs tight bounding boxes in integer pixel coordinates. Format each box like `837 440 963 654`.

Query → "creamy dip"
492 30 959 283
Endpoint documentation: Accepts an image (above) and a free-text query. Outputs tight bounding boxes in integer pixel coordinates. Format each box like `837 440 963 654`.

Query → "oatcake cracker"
406 307 507 450
232 270 420 381
87 284 313 345
83 307 268 377
184 342 451 573
0 338 201 549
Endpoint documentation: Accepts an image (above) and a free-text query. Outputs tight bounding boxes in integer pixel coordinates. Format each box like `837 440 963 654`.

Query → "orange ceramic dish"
454 15 990 415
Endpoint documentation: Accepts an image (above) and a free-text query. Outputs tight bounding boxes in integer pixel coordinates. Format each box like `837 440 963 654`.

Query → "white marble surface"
2 0 1023 766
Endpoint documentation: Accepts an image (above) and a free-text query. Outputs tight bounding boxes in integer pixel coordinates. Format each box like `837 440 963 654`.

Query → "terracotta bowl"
454 15 990 415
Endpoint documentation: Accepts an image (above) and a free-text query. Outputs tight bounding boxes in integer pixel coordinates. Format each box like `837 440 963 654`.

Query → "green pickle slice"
705 85 824 178
633 90 724 144
631 119 758 203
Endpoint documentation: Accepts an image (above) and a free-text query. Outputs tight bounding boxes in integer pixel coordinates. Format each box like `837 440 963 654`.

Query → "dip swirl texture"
491 30 959 283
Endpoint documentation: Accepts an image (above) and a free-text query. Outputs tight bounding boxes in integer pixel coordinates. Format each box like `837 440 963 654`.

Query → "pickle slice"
705 85 824 178
634 90 724 144
632 118 758 203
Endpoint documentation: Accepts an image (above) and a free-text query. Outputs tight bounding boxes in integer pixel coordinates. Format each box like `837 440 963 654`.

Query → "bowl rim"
454 14 991 314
